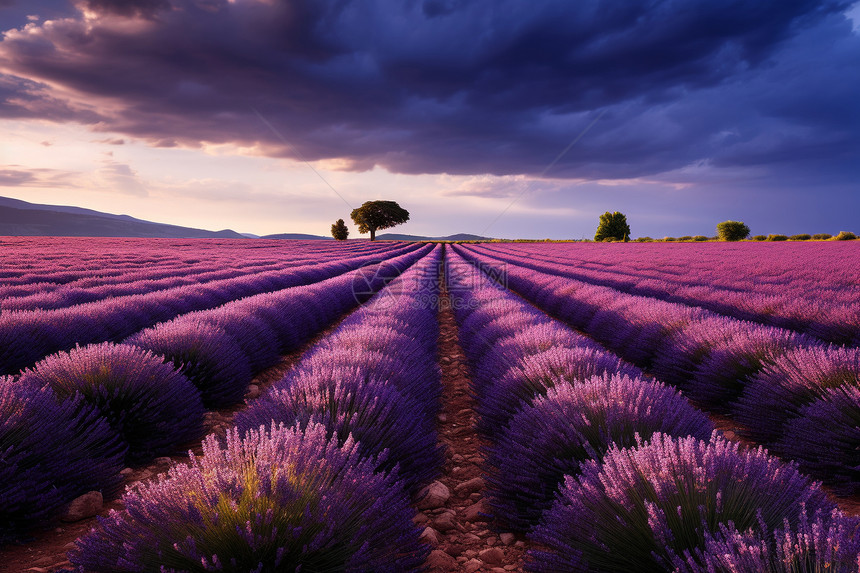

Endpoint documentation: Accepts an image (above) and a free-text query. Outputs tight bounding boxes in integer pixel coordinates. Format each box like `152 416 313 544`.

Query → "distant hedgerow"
835 231 858 240
767 234 789 241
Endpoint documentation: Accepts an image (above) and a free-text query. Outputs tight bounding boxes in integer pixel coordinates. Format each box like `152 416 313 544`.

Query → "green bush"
678 236 693 242
693 236 709 242
789 234 811 241
635 237 654 242
662 237 677 242
834 231 857 240
812 233 832 240
767 234 789 241
751 235 768 241
716 220 750 241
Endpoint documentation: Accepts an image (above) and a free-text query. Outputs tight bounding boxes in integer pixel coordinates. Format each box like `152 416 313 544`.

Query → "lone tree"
350 200 410 241
594 211 630 242
331 219 349 240
716 220 750 241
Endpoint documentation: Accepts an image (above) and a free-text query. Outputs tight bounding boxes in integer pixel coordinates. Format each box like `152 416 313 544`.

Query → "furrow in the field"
0 245 433 549
0 242 423 375
54 246 445 571
0 239 402 311
444 248 859 571
453 243 860 500
465 242 860 347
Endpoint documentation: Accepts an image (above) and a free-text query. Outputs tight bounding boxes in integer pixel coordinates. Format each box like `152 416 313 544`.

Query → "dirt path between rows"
419 286 528 572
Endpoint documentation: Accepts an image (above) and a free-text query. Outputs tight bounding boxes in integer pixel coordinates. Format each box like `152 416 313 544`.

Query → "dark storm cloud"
0 0 858 182
81 0 171 18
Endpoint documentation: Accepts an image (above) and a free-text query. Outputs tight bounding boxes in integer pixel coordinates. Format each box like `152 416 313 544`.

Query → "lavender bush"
477 346 642 439
734 345 860 444
233 373 441 494
777 385 860 495
528 433 837 572
70 423 429 572
19 343 205 464
485 375 713 533
1 376 124 540
685 326 809 411
670 508 860 573
126 319 253 409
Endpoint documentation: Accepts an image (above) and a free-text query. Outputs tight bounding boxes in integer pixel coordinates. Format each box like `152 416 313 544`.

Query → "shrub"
1 377 125 540
127 319 253 409
733 345 860 444
777 386 860 495
19 343 205 464
751 235 768 241
477 346 640 438
767 234 789 241
527 433 836 572
789 234 812 241
692 235 709 241
670 508 860 573
678 236 693 242
233 374 441 495
716 220 750 241
188 309 281 373
662 236 677 242
70 423 428 572
686 327 811 412
484 375 713 533
835 231 857 240
634 237 654 242
812 233 833 240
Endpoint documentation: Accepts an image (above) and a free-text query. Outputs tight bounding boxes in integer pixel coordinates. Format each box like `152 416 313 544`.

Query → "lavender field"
2 238 860 572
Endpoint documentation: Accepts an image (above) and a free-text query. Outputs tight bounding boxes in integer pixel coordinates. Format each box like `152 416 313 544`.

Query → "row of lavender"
0 238 393 311
446 250 860 571
455 244 860 496
0 245 432 542
471 242 860 346
68 246 445 571
0 241 422 375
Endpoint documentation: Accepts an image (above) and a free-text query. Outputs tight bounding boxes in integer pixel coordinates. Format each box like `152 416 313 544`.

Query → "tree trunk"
370 228 376 241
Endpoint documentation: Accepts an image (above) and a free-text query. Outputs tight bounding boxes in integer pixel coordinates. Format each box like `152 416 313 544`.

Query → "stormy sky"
1 0 858 238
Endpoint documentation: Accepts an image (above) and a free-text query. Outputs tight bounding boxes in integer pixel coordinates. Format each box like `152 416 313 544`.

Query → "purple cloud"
0 0 856 190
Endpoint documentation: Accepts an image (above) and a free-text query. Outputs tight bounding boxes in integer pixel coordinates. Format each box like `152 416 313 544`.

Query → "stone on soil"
417 481 450 510
61 491 102 522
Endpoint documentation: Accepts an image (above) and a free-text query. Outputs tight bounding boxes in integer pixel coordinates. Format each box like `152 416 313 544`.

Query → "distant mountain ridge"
0 196 244 238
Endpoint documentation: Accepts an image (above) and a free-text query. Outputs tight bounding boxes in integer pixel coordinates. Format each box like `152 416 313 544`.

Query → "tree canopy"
716 220 750 241
594 211 630 242
350 201 409 241
331 219 349 240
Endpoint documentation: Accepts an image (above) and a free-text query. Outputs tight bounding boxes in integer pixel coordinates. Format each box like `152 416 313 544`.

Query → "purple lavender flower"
485 374 713 533
777 385 860 495
670 508 860 573
527 433 836 572
70 423 429 572
734 345 860 444
126 319 253 409
234 372 441 495
1 376 125 541
685 326 810 411
477 346 642 438
19 343 204 464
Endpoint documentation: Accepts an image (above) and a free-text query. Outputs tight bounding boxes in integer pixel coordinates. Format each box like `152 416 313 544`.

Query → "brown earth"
419 286 528 572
